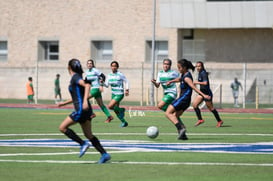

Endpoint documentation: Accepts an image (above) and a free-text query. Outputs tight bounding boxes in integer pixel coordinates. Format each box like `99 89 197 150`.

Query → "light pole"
150 0 156 106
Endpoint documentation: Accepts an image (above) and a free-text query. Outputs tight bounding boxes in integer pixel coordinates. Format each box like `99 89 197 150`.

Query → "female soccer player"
192 61 223 127
151 59 186 128
165 59 210 140
58 58 111 164
103 61 129 127
85 59 113 123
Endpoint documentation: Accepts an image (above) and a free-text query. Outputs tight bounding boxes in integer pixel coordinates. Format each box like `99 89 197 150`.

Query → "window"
183 39 206 62
0 41 8 61
146 41 168 62
38 41 59 61
91 41 113 62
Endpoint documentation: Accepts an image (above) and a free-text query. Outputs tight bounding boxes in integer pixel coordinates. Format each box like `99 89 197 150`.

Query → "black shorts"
172 97 191 112
69 108 93 123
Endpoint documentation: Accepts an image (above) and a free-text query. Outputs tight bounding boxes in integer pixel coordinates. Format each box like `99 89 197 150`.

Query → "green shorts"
111 94 124 102
27 95 34 100
90 88 102 98
55 88 61 96
162 93 176 105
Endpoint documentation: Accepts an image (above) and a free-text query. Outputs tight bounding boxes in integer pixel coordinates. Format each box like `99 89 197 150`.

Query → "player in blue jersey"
151 58 186 128
58 58 110 164
103 61 129 127
85 59 113 123
165 59 210 140
192 61 223 127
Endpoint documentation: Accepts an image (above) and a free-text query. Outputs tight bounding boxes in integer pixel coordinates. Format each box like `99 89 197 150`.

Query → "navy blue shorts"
171 97 191 111
69 108 93 123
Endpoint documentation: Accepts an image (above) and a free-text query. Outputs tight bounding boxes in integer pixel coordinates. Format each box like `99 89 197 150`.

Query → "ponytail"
178 59 195 72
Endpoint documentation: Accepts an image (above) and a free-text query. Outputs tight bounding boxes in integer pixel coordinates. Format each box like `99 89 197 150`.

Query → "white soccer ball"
146 126 159 139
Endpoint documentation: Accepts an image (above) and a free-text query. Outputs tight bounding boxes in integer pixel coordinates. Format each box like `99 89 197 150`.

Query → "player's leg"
95 96 113 122
192 95 205 126
206 101 223 127
108 96 128 127
80 120 110 163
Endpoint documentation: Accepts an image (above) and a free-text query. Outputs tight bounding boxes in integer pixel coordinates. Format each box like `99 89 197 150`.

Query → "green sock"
161 104 168 112
114 106 126 123
100 105 111 117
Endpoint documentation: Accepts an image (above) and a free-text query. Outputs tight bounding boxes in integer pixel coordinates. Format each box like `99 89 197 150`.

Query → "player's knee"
59 126 66 133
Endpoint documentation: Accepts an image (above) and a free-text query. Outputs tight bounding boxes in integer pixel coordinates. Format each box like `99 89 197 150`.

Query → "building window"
91 41 113 62
183 39 206 62
0 41 8 61
146 41 168 62
38 41 59 61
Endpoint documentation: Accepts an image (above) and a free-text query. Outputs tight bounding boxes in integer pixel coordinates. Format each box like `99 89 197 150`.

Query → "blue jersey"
172 71 193 111
198 70 212 96
69 73 92 122
179 72 193 100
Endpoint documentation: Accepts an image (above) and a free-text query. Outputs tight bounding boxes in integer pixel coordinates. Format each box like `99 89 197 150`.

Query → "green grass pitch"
0 107 273 181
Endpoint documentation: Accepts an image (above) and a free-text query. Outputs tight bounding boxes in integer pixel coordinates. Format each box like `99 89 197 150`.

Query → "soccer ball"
146 126 159 139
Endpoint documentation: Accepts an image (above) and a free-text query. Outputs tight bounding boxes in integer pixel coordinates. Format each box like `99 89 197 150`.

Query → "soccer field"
0 107 273 181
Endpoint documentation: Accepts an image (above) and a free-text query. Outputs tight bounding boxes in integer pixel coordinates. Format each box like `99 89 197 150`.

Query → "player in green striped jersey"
85 59 113 123
103 61 129 127
151 59 186 130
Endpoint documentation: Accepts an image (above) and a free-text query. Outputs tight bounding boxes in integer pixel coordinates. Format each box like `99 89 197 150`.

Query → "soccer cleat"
216 120 224 127
118 108 125 119
194 119 205 127
120 121 128 127
90 113 96 119
79 141 90 158
177 128 188 140
105 116 114 123
98 153 111 164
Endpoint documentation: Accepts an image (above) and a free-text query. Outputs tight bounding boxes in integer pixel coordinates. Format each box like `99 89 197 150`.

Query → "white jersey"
85 68 102 89
105 71 129 95
156 69 179 98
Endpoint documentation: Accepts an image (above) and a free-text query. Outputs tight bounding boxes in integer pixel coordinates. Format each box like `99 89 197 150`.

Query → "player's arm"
151 79 160 88
78 79 91 110
122 75 130 96
185 77 210 100
58 99 72 107
166 77 180 86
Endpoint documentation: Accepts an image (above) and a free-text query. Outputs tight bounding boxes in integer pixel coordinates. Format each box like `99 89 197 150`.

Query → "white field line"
0 150 135 157
0 159 273 167
1 133 273 137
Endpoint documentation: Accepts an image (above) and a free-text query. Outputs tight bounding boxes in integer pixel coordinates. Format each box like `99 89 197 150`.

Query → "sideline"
0 159 273 167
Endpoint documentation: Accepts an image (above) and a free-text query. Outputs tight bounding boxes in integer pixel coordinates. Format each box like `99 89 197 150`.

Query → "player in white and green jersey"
85 59 113 123
151 59 185 128
104 61 129 127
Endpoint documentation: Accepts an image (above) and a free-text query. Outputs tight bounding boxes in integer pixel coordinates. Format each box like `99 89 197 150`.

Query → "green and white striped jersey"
85 68 102 89
105 71 129 95
156 69 179 97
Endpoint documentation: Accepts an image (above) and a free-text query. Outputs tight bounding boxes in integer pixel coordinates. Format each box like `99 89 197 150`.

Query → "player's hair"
87 59 95 68
28 77 32 81
110 61 119 68
196 61 210 75
68 58 84 75
163 58 172 66
178 59 195 72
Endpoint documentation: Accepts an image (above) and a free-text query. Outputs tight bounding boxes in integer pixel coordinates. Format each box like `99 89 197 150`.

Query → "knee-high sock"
100 105 111 117
114 106 126 123
194 107 203 120
64 128 84 145
211 109 221 122
90 136 106 155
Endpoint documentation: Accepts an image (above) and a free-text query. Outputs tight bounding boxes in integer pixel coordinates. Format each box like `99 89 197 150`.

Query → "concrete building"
0 0 273 105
